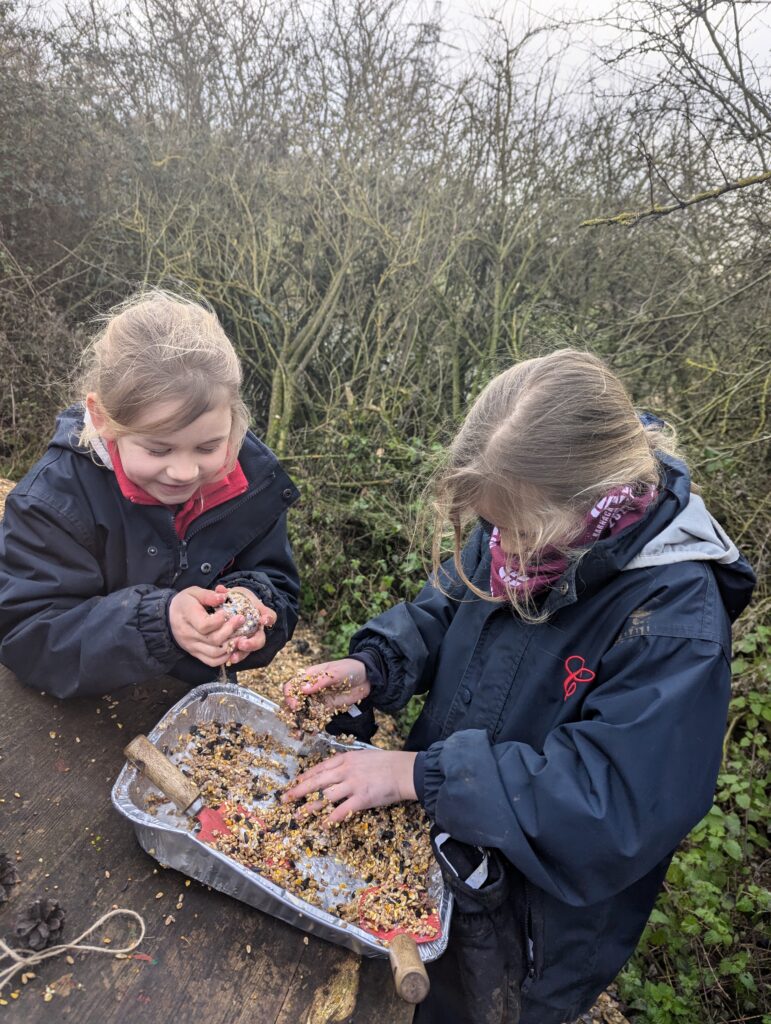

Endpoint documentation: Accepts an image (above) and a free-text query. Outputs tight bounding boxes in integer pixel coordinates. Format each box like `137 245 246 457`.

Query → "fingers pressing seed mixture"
277 673 358 736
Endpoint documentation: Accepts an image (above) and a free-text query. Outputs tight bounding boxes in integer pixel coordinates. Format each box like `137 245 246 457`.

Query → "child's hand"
282 658 371 712
215 584 277 664
168 586 249 667
282 749 418 823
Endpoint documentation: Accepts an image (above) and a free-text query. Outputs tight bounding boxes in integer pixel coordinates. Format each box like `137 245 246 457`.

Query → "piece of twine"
0 907 146 992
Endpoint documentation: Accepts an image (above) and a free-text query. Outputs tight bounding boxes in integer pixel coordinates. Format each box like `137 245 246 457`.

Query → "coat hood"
547 452 755 624
624 492 739 570
607 455 754 622
51 404 94 458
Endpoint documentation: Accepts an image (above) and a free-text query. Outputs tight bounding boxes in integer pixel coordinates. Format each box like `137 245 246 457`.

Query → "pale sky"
39 0 771 95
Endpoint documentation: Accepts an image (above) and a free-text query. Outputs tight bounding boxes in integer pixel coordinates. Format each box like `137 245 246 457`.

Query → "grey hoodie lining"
81 408 114 471
622 493 739 570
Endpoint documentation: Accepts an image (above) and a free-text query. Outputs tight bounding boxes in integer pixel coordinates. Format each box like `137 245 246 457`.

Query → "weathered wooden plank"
0 667 413 1023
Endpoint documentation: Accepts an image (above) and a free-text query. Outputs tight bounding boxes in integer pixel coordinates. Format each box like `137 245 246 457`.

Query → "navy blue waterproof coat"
350 455 754 1023
0 406 300 698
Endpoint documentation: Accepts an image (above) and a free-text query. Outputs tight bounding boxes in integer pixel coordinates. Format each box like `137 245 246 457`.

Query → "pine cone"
14 898 65 951
0 852 19 903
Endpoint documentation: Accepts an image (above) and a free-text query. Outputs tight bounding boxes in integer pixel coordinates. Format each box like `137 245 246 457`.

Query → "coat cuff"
348 636 408 712
220 574 275 607
138 588 182 668
348 650 385 708
416 741 446 818
413 751 427 803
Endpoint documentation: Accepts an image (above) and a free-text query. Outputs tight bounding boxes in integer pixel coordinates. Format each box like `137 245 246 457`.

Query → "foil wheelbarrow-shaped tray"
111 682 452 996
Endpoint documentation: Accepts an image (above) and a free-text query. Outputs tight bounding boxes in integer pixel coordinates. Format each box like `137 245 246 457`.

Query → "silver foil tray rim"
111 681 451 960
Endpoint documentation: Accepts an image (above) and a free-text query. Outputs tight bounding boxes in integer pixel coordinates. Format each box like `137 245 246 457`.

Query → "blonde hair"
78 289 250 468
432 348 680 620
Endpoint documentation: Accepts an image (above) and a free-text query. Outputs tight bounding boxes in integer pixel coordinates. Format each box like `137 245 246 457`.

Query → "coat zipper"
169 512 189 584
178 539 188 573
523 879 545 982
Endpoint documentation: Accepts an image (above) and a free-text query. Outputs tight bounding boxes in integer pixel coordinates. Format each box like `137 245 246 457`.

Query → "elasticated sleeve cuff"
349 649 387 703
348 636 410 711
221 574 274 606
416 741 446 819
137 588 183 668
413 751 427 803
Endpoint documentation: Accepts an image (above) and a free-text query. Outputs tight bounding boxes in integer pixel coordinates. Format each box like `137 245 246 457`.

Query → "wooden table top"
0 666 413 1023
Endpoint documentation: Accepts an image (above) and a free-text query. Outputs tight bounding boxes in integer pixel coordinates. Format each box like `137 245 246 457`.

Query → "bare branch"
580 168 771 226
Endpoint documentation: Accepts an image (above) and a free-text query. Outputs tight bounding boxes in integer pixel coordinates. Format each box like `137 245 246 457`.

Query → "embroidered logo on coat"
563 655 596 701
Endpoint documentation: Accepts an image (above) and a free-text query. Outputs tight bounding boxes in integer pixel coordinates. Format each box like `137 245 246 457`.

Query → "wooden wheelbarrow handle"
124 734 201 813
389 933 430 1003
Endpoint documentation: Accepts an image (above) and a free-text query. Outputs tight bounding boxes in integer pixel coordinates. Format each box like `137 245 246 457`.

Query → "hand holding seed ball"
168 584 275 667
214 584 277 665
220 590 262 636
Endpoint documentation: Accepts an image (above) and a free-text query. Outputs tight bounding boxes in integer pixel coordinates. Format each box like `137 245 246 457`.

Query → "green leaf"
724 839 743 861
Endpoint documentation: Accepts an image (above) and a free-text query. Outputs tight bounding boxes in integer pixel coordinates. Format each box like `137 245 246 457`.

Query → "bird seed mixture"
150 720 439 942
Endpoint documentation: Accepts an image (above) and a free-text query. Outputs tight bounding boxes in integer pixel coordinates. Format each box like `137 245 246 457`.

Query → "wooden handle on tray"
124 734 201 814
388 933 430 1004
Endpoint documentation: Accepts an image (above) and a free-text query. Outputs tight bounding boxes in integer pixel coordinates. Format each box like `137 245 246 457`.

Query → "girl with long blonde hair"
282 349 754 1024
